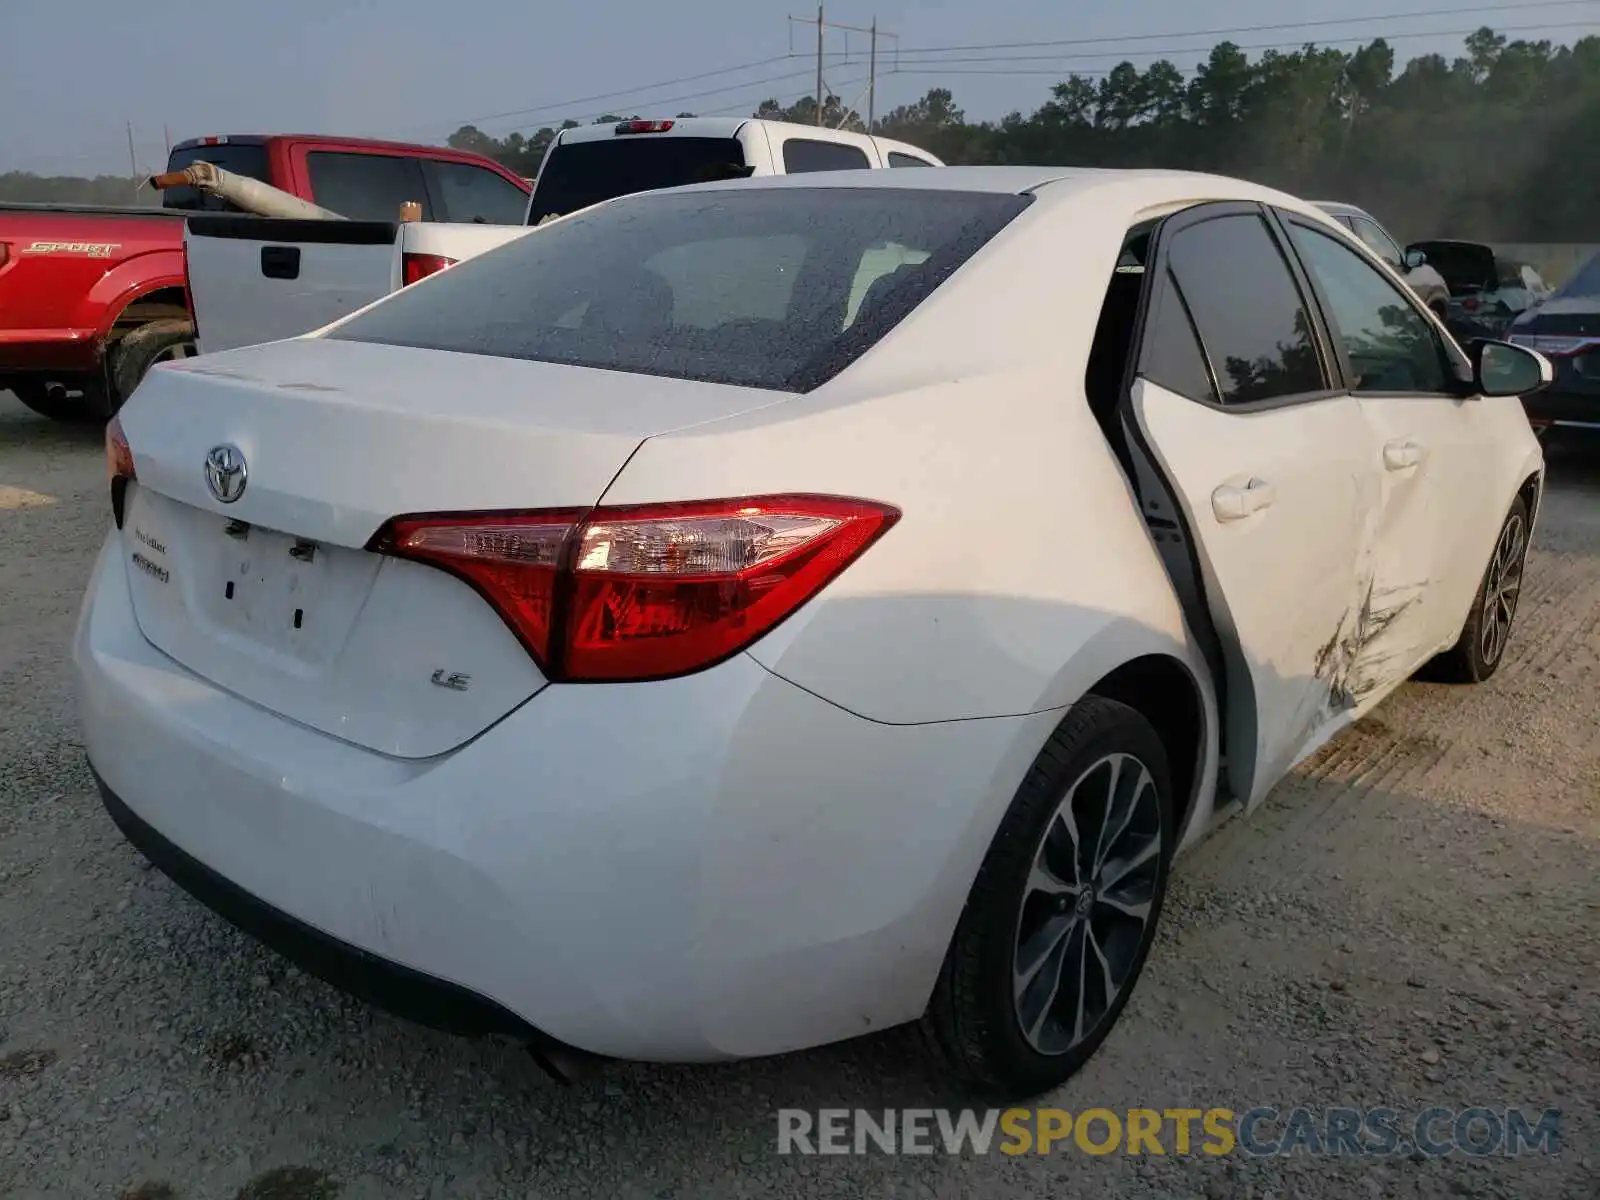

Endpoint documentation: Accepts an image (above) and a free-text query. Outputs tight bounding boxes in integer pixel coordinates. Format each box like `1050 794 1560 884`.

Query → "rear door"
1117 202 1382 807
185 217 400 353
1278 209 1491 674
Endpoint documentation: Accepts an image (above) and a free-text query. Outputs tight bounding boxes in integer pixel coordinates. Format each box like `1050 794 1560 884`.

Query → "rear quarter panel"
599 186 1214 728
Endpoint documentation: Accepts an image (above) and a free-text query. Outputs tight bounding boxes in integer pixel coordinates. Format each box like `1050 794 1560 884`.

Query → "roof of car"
668 165 1331 213
1310 200 1366 218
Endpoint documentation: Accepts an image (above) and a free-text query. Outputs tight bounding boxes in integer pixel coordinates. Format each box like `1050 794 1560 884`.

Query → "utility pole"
126 122 140 204
815 5 824 125
163 124 172 156
868 18 876 129
787 11 898 130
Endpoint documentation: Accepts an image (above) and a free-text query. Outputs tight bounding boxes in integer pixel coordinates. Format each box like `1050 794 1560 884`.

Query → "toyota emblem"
204 444 248 504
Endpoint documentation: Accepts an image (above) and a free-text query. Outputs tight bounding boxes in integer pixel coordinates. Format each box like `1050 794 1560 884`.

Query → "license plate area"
126 488 381 671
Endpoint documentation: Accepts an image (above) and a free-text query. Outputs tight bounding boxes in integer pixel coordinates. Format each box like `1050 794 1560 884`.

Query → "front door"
1276 211 1493 686
1119 203 1383 807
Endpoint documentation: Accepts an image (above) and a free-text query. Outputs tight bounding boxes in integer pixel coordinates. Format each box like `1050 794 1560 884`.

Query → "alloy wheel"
1479 512 1526 667
1013 752 1163 1055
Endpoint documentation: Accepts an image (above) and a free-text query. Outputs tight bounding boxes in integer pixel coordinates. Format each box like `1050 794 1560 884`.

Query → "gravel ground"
1 391 1595 1200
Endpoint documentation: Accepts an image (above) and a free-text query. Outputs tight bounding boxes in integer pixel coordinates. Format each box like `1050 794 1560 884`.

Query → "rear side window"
426 160 528 224
1350 217 1403 268
1166 213 1327 405
161 143 272 213
332 187 1032 392
528 137 748 224
782 139 872 173
888 152 932 167
306 152 430 221
1141 273 1219 404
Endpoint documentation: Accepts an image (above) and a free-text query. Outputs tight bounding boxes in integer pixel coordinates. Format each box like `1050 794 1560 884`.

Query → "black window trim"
1132 200 1345 415
1271 208 1473 401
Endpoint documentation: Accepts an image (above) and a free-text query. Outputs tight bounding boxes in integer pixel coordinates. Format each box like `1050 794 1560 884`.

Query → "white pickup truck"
185 118 943 354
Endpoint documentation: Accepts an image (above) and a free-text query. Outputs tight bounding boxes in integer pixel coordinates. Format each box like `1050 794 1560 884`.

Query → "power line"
438 53 812 131
890 0 1598 56
438 0 1596 138
886 18 1600 69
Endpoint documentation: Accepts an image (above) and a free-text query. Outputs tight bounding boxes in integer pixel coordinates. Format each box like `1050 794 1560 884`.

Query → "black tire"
1427 495 1531 684
110 318 196 411
9 380 104 424
923 695 1175 1098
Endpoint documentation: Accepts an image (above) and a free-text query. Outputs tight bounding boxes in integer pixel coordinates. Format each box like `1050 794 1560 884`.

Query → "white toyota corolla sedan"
77 166 1549 1097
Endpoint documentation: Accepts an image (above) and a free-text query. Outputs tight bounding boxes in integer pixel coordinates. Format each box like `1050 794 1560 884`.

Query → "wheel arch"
1082 653 1213 848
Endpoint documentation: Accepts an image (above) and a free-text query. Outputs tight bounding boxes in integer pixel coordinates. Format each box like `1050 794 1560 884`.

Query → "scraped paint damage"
1313 577 1426 718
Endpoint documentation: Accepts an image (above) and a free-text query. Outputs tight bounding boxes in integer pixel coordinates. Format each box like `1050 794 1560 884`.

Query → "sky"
2 0 1597 176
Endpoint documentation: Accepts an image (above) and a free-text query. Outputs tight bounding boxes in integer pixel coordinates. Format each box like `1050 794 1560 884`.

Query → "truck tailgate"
184 216 400 354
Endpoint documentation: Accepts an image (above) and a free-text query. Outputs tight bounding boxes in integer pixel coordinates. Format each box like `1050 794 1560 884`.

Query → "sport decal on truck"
23 241 122 259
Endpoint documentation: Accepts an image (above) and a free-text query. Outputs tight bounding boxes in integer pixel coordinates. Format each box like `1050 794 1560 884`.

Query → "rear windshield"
162 143 272 213
527 136 751 224
332 186 1031 392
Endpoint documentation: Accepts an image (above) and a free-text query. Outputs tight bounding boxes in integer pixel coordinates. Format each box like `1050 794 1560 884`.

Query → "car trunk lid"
116 337 787 757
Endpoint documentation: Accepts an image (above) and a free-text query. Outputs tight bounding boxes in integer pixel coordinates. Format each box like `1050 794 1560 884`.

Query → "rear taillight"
373 495 899 682
402 253 456 287
1462 297 1479 311
106 415 136 528
182 246 198 342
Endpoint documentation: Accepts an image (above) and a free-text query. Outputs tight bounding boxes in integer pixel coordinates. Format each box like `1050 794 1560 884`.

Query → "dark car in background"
1507 252 1600 438
1408 239 1552 339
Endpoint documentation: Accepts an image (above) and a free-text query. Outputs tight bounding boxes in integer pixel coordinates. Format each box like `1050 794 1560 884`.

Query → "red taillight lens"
401 253 457 287
615 119 674 135
1462 297 1479 311
107 415 136 527
373 495 899 682
379 512 580 665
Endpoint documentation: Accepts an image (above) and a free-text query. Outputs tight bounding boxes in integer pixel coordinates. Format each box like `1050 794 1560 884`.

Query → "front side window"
1351 217 1404 269
1167 213 1328 405
782 139 872 173
331 187 1032 393
1287 222 1452 395
306 152 430 221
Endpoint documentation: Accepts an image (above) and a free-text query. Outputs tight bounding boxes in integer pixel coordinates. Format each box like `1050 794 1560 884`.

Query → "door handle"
1211 477 1277 522
1383 439 1426 470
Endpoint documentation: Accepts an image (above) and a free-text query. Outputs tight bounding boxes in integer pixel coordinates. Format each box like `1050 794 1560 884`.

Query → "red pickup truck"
0 133 530 422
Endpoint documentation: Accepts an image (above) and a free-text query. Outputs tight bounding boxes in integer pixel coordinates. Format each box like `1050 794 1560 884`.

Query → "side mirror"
1404 248 1427 270
1473 339 1553 398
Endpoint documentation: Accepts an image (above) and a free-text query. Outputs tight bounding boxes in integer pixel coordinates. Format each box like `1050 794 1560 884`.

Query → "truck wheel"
110 319 196 411
10 381 104 424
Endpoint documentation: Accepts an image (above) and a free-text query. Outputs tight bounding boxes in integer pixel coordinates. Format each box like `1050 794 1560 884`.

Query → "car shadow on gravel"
0 394 106 450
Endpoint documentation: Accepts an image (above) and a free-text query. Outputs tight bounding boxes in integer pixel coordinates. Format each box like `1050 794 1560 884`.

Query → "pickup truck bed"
185 217 531 354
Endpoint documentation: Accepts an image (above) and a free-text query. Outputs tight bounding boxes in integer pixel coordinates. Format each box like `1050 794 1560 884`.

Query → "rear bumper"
74 530 1053 1061
0 328 105 376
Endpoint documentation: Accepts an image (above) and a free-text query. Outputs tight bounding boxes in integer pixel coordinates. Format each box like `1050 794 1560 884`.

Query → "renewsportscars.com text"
775 1107 1563 1158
